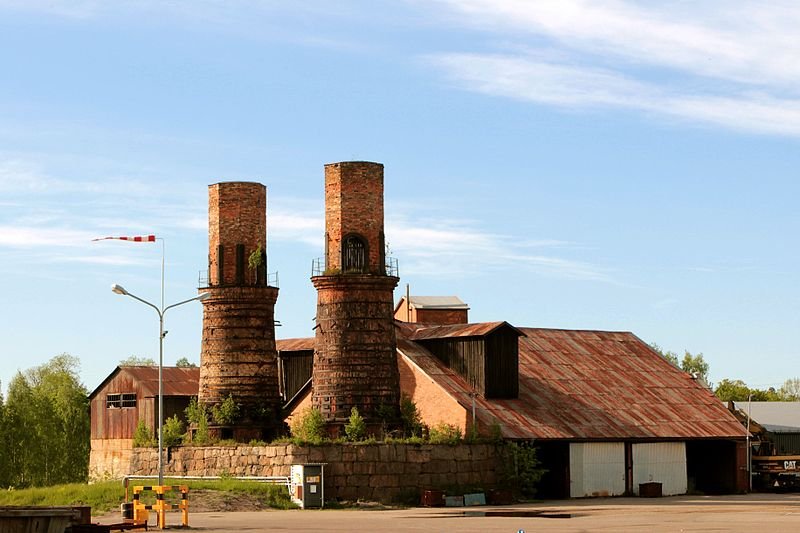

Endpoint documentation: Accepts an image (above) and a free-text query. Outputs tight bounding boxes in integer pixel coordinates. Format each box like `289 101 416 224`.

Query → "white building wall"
569 442 626 498
632 442 687 496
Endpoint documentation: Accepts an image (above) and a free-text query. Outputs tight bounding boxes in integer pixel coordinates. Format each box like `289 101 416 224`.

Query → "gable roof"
732 401 800 433
399 326 747 440
277 337 315 352
394 296 469 313
400 321 524 341
89 366 200 399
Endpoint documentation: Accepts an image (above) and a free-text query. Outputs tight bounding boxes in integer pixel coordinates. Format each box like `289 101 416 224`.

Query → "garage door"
569 442 625 498
632 442 687 496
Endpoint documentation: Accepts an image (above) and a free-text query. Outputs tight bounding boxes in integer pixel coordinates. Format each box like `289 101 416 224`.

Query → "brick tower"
311 161 401 435
198 182 281 441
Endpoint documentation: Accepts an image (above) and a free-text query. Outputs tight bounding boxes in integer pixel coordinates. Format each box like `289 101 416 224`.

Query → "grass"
0 479 296 515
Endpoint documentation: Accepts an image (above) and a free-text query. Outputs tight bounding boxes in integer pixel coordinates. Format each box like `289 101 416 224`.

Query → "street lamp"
112 283 209 485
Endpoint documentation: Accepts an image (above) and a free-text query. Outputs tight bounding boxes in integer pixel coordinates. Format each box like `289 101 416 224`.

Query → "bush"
133 419 156 447
400 395 422 437
504 442 545 498
344 407 366 441
211 394 240 426
161 415 184 447
290 407 326 444
186 397 211 445
428 422 462 444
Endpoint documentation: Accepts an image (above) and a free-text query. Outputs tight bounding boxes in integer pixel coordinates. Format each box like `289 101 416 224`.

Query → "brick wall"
90 438 133 480
324 162 385 273
129 443 504 503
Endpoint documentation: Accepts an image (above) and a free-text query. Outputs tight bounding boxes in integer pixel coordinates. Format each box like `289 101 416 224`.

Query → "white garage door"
632 442 687 496
569 442 626 498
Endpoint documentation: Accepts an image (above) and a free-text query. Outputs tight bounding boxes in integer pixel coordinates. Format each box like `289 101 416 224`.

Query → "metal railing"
311 257 399 278
198 269 279 288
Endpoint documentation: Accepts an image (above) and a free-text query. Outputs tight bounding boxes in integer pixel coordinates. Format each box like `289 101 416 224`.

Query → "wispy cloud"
428 0 800 137
386 217 610 281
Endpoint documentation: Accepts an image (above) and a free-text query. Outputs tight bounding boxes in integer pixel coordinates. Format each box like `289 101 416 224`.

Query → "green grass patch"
0 479 296 515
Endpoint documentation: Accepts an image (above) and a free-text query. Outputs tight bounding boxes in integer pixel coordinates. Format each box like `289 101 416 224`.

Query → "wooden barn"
88 365 199 479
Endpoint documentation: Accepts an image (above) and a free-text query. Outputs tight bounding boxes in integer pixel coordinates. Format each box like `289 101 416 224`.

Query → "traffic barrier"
131 485 189 529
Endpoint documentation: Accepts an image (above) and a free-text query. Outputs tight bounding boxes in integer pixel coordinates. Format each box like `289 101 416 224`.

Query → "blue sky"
1 1 798 394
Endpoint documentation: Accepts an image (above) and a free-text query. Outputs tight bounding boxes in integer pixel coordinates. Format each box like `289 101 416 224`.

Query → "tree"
175 357 197 368
120 356 156 366
780 378 800 401
4 354 90 487
650 343 679 367
714 379 786 402
680 351 709 382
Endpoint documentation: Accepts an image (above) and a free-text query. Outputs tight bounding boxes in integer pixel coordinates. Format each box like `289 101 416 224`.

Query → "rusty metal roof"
89 366 200 399
398 327 748 440
402 321 525 341
277 338 315 351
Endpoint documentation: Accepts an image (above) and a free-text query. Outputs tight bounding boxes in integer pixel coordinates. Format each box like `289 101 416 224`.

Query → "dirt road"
107 493 800 532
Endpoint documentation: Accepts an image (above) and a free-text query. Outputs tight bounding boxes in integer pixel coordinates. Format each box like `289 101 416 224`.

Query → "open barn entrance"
686 440 744 494
534 441 570 499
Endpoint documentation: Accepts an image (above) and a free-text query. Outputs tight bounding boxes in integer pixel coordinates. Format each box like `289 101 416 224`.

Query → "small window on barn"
121 393 137 408
106 394 121 408
342 235 367 272
107 393 136 409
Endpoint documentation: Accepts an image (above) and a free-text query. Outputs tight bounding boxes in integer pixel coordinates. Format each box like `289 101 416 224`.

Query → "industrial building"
91 160 749 497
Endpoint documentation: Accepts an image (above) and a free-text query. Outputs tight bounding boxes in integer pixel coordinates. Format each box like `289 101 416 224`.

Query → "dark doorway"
342 235 367 272
534 441 570 499
686 440 742 494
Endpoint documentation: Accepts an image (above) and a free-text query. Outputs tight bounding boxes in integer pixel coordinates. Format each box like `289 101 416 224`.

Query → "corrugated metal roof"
732 401 800 433
399 327 747 441
277 337 315 351
405 296 469 309
403 321 525 341
89 366 199 399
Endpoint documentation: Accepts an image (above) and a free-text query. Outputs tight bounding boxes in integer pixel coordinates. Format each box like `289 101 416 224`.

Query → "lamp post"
112 283 209 485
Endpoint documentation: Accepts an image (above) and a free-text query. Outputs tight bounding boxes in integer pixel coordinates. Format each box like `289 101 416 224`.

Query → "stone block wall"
129 443 504 503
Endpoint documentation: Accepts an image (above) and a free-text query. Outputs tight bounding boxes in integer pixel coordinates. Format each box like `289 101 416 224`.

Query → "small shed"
88 365 199 479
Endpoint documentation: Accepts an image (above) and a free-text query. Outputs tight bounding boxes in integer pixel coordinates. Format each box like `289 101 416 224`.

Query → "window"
342 235 367 272
106 393 136 409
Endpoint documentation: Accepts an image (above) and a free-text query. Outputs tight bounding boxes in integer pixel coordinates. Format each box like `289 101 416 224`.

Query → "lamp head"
111 284 128 296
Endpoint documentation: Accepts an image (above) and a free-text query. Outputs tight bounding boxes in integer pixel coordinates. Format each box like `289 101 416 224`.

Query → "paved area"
104 493 800 532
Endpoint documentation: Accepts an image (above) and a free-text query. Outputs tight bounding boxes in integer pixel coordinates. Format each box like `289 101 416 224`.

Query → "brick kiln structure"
311 162 401 434
198 182 281 441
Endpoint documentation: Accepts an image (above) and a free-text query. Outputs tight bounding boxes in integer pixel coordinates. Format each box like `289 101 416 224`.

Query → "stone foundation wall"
130 443 504 503
90 439 133 481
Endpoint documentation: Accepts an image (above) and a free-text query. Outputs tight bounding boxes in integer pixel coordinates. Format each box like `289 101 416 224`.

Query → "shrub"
344 407 366 441
185 397 211 445
290 407 325 445
428 422 462 444
504 442 545 498
161 415 184 447
211 394 240 426
400 395 422 437
133 419 156 447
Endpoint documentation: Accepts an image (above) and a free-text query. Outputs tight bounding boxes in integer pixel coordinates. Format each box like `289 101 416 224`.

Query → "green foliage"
290 407 326 444
119 355 156 366
400 395 423 437
133 419 156 447
186 397 211 444
161 415 185 447
2 354 90 488
211 394 241 426
344 407 367 441
248 244 264 270
650 344 709 382
0 479 297 514
714 378 786 401
428 422 462 444
504 442 545 498
488 421 504 443
175 357 196 368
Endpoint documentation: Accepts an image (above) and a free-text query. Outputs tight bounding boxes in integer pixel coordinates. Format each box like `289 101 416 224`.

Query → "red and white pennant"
92 235 156 242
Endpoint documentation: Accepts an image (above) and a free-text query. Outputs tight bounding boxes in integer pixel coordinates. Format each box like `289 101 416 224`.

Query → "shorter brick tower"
198 182 281 441
311 161 401 436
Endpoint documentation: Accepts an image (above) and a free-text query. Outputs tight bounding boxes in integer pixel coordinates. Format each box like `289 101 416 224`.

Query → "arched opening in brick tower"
342 234 368 273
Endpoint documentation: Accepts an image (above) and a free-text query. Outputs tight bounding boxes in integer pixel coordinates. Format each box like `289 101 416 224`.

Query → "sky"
1 1 798 395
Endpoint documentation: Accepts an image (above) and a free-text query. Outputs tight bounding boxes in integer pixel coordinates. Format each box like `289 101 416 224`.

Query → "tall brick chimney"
311 162 401 435
198 182 281 441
